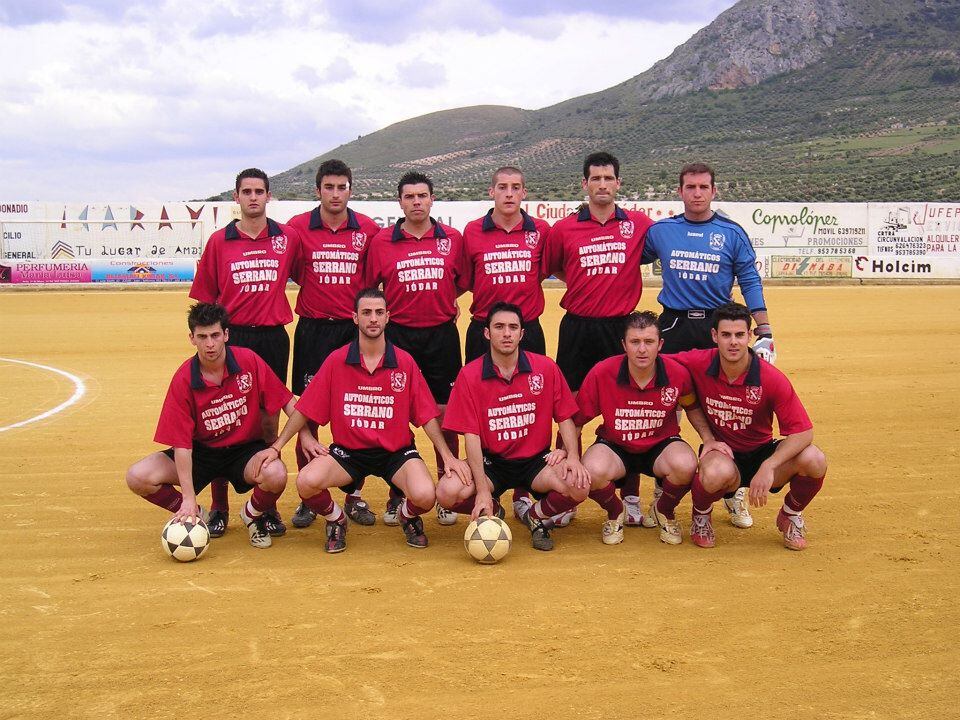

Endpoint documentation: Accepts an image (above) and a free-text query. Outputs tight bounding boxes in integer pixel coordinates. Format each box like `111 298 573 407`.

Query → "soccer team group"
125 152 828 555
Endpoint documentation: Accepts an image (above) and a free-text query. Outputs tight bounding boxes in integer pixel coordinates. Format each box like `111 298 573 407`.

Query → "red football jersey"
576 354 696 453
545 205 653 317
364 219 466 327
154 346 292 449
671 348 813 453
443 351 578 459
461 210 550 322
190 219 301 326
287 207 381 320
296 340 439 451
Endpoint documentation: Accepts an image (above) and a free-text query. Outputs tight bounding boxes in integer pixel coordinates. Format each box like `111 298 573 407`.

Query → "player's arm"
422 417 471 485
463 432 493 519
172 447 201 522
748 429 813 508
556 418 589 489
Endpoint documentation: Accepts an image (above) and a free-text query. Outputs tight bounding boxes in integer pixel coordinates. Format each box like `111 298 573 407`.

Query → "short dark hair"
711 302 752 330
583 152 620 180
235 168 269 193
397 171 433 196
491 166 525 187
354 287 387 312
316 159 352 188
188 302 229 333
679 162 715 188
623 310 660 338
486 301 524 329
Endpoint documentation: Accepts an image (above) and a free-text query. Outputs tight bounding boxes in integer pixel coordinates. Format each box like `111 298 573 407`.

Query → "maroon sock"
210 479 229 512
691 473 725 514
302 489 335 516
530 491 577 520
784 474 825 513
589 482 624 520
251 486 282 513
144 486 182 512
399 499 431 520
434 430 460 479
512 488 530 502
619 473 640 499
656 478 691 520
446 497 478 514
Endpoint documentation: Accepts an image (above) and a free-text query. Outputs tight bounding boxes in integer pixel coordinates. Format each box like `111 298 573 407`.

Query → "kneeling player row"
127 295 825 554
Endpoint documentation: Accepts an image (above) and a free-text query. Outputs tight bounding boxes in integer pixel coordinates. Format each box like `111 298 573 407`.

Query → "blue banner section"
90 259 195 283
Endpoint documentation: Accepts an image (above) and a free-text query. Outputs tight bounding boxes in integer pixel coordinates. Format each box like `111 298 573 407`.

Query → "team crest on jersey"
351 232 367 252
524 231 540 249
272 235 288 254
619 220 635 239
661 386 678 406
436 237 451 256
236 372 253 394
391 371 407 393
528 373 544 395
745 386 762 405
709 232 725 250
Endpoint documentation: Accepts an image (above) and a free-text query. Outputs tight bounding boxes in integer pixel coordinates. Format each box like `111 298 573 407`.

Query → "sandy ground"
1 285 958 720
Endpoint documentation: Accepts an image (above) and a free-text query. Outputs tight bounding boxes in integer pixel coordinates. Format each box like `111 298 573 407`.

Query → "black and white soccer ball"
463 516 512 564
161 517 210 562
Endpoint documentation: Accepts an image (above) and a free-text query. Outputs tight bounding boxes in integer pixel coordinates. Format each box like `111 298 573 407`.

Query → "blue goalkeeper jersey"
642 212 766 312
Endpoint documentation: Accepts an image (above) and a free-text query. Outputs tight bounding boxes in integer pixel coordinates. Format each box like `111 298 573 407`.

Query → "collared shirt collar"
224 218 284 240
309 206 362 232
190 346 241 389
616 355 669 388
705 348 761 386
481 208 537 233
481 349 533 381
345 338 399 369
576 204 628 223
391 217 447 242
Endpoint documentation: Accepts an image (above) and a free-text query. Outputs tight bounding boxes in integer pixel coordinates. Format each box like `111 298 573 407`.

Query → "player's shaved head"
623 310 660 338
188 302 229 332
491 166 525 187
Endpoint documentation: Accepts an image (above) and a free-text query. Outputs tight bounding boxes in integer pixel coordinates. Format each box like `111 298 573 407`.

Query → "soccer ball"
463 516 512 564
161 517 210 562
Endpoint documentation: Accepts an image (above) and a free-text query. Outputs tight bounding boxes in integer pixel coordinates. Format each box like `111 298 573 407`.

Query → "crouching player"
256 288 471 552
437 302 590 552
575 311 723 545
125 303 294 549
674 302 827 550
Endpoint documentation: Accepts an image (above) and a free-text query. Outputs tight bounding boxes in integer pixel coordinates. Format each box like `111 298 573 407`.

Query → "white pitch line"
0 357 86 432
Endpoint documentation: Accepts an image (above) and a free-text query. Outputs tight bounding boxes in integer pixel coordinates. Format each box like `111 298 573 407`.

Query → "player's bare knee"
435 478 464 508
296 465 325 497
700 465 735 494
407 482 436 511
125 465 149 495
567 484 590 503
260 461 288 491
669 453 698 485
800 444 827 478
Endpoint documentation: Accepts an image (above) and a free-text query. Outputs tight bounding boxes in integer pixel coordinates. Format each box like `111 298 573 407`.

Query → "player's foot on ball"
690 511 715 549
291 502 317 529
601 506 626 545
723 487 754 528
776 508 808 551
206 509 228 538
263 509 286 537
400 515 429 548
240 504 272 549
436 504 458 526
345 496 376 526
659 516 683 545
383 497 402 526
325 517 347 553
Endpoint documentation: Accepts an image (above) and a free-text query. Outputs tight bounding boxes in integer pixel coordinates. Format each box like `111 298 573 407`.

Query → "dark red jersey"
443 350 578 459
287 207 381 320
296 340 439 451
671 348 813 453
364 219 466 327
575 354 696 453
154 346 292 449
461 209 550 322
545 205 653 317
190 219 301 326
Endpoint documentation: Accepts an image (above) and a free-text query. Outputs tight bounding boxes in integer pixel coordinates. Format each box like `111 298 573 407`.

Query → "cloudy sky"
0 0 734 201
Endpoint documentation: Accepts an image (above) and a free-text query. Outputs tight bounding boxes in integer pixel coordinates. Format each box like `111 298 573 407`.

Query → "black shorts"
557 313 629 391
732 440 784 491
658 308 715 354
162 440 266 494
464 317 547 363
328 444 422 494
386 320 461 404
228 324 290 386
594 436 687 480
482 449 551 500
292 317 356 395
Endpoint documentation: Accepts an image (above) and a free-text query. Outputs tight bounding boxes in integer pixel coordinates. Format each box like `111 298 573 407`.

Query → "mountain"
262 0 960 203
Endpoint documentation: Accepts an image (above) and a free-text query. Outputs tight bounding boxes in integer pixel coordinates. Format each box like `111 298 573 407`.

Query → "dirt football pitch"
1 285 958 720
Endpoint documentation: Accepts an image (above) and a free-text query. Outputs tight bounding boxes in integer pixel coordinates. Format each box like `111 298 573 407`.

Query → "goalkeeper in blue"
638 162 775 531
